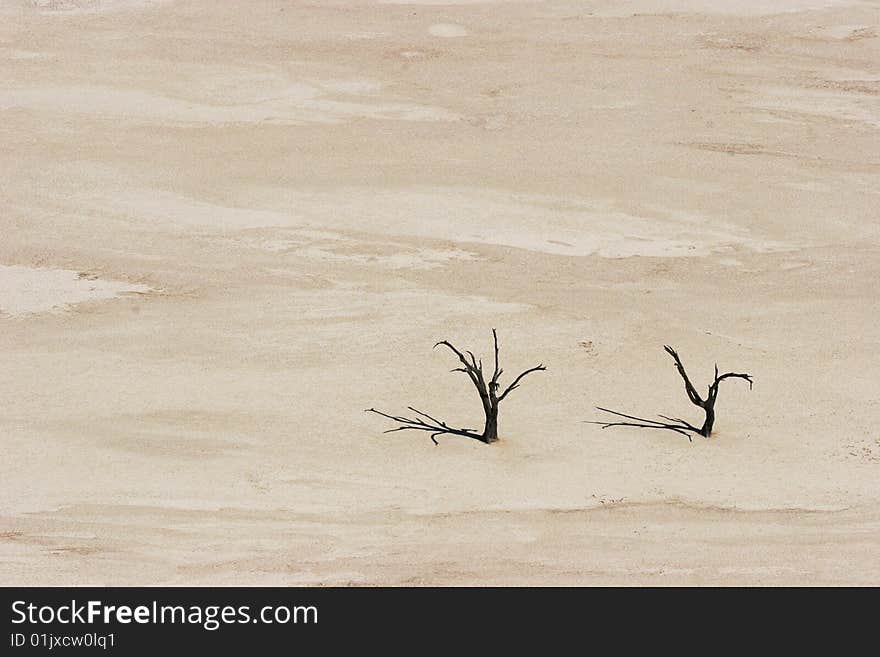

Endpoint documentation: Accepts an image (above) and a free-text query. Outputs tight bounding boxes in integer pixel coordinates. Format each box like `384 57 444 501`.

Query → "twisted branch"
497 364 547 401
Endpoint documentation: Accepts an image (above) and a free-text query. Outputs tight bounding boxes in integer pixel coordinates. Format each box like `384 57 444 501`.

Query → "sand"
0 265 151 317
0 0 878 585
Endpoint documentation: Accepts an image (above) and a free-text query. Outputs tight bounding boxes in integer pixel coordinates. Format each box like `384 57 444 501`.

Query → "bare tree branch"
435 340 481 390
664 345 704 406
712 371 753 390
588 407 695 441
497 364 547 402
490 328 503 387
366 408 482 446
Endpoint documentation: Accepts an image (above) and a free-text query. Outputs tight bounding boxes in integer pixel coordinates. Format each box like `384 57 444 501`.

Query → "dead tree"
593 345 752 440
367 329 545 444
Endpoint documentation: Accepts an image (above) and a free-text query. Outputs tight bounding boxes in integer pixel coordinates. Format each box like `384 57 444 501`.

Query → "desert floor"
1 0 878 585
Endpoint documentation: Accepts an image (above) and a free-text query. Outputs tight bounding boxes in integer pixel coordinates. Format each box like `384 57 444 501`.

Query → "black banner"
0 587 870 653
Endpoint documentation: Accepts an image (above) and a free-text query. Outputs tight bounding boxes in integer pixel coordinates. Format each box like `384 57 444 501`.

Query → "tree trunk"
482 405 499 443
700 404 715 437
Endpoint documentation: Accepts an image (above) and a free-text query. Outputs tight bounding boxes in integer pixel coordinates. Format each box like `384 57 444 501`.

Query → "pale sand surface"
1 0 878 585
0 265 151 317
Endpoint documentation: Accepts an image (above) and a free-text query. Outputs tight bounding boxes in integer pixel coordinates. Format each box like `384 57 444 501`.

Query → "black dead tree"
593 345 752 440
367 329 546 445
